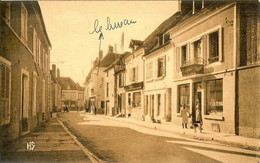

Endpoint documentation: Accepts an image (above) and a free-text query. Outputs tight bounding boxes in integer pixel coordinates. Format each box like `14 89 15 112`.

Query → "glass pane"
194 39 201 59
209 31 219 61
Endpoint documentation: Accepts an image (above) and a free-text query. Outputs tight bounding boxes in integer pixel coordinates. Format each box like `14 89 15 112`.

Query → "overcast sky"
39 1 178 86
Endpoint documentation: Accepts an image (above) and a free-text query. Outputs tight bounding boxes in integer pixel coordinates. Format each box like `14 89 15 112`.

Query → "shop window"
0 58 11 125
133 92 141 107
21 3 28 43
178 84 190 113
146 62 153 80
206 79 223 115
157 56 165 78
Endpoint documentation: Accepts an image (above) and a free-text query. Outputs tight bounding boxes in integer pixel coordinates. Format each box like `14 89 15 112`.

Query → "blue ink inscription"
106 17 136 31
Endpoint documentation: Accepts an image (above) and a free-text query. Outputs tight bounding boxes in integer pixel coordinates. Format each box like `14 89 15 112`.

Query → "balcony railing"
180 57 204 76
115 64 125 73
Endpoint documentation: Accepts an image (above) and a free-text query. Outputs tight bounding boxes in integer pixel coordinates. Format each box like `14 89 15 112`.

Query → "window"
42 80 45 113
101 101 105 108
128 93 131 105
130 67 137 82
192 39 202 63
157 56 166 78
178 84 190 113
157 94 161 116
181 45 188 66
43 49 45 71
158 34 163 46
133 92 141 107
146 62 153 80
33 28 38 61
38 40 41 66
1 2 10 23
21 3 28 42
208 31 219 63
206 79 223 115
32 73 37 116
119 73 123 87
106 83 109 97
0 58 11 125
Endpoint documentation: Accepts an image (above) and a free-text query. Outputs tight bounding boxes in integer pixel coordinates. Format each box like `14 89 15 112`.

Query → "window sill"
206 61 222 67
204 115 224 121
155 75 165 81
145 78 153 83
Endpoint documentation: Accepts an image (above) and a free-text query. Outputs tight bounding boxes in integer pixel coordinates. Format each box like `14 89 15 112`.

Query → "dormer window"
192 0 204 14
158 34 163 47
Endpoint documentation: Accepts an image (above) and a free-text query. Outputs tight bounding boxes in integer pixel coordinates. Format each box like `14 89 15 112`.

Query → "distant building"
60 77 84 111
0 1 52 143
50 64 62 112
124 40 144 120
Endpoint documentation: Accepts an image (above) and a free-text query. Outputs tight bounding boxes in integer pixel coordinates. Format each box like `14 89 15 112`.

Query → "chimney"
57 68 60 80
121 32 124 53
108 45 113 53
178 0 193 13
52 64 56 79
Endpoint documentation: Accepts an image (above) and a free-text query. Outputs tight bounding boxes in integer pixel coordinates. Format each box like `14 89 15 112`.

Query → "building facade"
60 77 84 111
50 64 62 112
0 1 52 143
124 40 144 120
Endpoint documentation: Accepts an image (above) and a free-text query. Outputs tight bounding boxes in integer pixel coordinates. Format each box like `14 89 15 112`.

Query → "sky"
39 1 178 86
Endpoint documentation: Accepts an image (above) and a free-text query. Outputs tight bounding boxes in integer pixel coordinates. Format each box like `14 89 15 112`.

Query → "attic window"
192 0 203 14
158 34 164 46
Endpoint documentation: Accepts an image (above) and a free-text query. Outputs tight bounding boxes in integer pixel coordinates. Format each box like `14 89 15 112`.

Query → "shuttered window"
0 57 11 125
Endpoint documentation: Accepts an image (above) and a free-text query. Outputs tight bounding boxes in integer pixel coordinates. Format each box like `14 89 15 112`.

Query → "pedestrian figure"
94 106 97 115
127 104 131 118
180 105 190 129
193 99 202 133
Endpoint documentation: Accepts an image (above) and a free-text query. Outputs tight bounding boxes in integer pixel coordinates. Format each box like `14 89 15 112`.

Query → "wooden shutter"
135 66 138 82
219 27 223 62
163 55 166 76
176 47 180 72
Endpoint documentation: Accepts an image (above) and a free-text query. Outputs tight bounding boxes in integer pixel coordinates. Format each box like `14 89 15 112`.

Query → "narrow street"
58 112 260 163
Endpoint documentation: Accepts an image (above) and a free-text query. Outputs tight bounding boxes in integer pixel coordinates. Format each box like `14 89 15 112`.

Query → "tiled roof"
59 77 78 90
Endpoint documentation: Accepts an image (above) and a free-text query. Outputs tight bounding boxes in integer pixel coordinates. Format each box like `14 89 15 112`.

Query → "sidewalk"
0 118 91 162
100 115 260 151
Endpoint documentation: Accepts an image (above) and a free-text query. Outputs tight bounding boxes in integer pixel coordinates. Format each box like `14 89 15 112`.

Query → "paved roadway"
58 112 260 163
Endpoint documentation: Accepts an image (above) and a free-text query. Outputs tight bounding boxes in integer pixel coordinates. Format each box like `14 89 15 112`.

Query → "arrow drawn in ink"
98 32 104 72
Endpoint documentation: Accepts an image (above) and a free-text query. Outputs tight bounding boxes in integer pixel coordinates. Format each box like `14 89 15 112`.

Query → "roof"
142 10 190 56
99 53 120 67
59 77 79 90
32 2 52 48
129 39 143 48
104 52 130 72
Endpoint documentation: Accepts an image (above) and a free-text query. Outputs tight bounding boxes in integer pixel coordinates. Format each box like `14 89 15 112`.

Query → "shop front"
172 72 236 134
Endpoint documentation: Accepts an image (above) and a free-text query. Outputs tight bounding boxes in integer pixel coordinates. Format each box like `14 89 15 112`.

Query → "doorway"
21 74 29 132
193 82 202 122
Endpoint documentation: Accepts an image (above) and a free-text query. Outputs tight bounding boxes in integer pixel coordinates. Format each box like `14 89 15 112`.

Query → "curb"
57 118 106 163
101 116 260 151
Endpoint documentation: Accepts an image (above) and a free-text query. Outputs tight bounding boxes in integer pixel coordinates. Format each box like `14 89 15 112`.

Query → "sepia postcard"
0 0 259 162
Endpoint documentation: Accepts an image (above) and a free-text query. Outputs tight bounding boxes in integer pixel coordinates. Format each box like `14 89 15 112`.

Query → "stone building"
50 64 62 112
0 1 52 143
168 0 260 137
60 77 84 111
